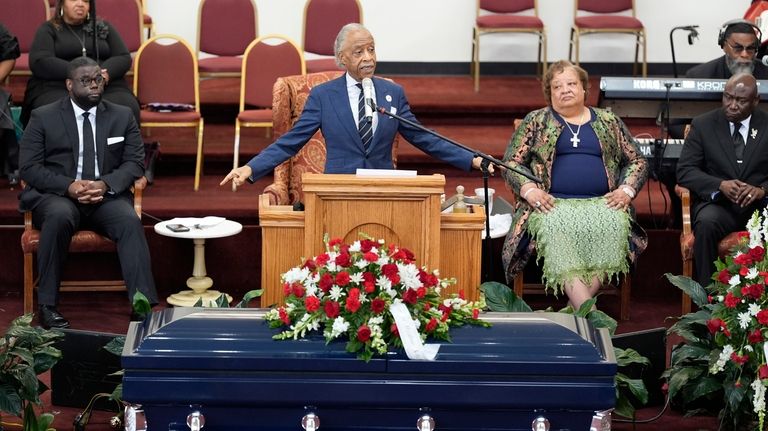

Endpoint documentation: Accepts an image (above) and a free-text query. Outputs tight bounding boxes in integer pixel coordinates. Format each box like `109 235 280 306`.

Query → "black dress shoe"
38 305 70 329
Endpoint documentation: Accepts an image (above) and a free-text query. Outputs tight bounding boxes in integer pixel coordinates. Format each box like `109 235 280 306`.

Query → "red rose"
718 269 732 284
335 252 351 267
734 253 753 266
278 307 291 325
706 318 724 334
402 288 418 304
363 272 376 293
319 273 333 292
335 271 351 287
324 300 340 318
749 246 766 262
417 286 427 298
302 259 317 271
382 263 399 278
357 325 371 342
328 238 343 248
425 317 438 333
360 239 377 252
402 248 415 262
748 329 763 344
738 231 750 239
371 298 386 314
458 289 466 300
758 309 768 325
363 251 378 263
348 287 361 299
724 292 740 308
315 253 330 266
739 265 749 276
292 283 305 298
391 249 407 261
731 352 749 365
283 282 292 296
749 284 765 300
305 295 321 312
390 323 399 336
472 308 480 319
760 364 768 380
423 303 431 311
345 295 361 313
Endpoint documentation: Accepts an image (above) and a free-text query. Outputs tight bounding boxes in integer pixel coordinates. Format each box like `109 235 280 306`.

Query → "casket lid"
122 309 615 376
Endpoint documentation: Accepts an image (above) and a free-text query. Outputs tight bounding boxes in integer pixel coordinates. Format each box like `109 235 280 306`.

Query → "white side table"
155 219 243 306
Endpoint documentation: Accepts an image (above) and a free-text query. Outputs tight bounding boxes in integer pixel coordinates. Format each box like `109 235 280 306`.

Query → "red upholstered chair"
262 72 400 205
133 35 204 190
676 186 742 315
2 0 49 76
232 35 305 191
21 177 146 314
508 119 631 320
302 0 362 73
97 0 144 53
197 0 258 78
472 0 547 92
568 0 646 77
141 0 153 39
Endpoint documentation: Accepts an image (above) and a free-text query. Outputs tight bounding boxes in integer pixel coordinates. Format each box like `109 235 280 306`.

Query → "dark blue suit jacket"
246 75 473 181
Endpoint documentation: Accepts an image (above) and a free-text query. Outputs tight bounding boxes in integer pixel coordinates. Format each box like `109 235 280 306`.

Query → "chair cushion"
14 53 29 71
477 15 543 29
198 57 243 74
143 13 152 25
140 110 201 123
575 16 643 30
21 229 117 254
238 109 272 123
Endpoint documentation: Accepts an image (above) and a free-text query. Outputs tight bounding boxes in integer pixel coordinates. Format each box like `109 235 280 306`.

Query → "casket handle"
417 414 435 431
186 410 205 431
532 416 550 431
301 406 320 431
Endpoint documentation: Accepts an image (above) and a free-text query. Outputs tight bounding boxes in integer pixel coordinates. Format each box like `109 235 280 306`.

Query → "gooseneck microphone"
361 78 375 120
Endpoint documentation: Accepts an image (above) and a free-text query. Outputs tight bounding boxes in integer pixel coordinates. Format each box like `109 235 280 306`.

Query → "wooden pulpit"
259 173 485 306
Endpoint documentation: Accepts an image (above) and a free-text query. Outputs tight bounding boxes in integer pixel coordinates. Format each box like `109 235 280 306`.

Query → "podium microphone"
361 78 375 120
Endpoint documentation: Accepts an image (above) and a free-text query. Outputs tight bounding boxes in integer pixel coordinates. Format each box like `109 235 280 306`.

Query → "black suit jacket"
677 107 768 216
685 55 768 79
19 97 144 212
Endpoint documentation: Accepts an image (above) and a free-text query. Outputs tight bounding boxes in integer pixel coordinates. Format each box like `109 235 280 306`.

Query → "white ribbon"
389 302 440 360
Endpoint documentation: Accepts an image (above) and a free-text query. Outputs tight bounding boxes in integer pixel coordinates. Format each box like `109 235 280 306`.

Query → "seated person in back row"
0 22 20 185
686 19 768 79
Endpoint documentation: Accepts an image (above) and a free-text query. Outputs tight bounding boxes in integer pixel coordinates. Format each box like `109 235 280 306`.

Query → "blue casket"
121 309 616 431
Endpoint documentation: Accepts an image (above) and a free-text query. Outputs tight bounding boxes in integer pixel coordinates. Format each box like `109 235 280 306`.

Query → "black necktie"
733 121 745 162
356 83 372 152
81 111 96 180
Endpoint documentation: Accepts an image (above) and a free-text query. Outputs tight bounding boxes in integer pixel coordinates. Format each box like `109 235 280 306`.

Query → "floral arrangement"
265 234 490 361
666 209 768 430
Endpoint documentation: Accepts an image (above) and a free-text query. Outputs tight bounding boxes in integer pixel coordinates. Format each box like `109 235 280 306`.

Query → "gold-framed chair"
232 35 305 191
21 177 146 314
133 35 204 191
302 0 362 73
196 0 258 79
568 0 647 77
472 0 547 92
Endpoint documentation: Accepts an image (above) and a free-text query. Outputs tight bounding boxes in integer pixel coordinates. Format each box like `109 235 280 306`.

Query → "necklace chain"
563 109 585 148
65 23 87 57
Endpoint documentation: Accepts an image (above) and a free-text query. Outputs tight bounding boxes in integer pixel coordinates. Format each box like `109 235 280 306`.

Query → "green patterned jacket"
500 106 649 284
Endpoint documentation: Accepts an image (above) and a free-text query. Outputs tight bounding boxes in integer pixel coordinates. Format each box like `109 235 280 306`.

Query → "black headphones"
717 18 762 47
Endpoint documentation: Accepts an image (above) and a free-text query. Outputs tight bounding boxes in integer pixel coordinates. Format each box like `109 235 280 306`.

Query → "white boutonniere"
751 128 758 139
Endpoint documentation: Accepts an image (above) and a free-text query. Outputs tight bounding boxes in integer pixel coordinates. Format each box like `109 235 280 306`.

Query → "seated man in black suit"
686 19 768 79
19 56 158 328
677 73 768 286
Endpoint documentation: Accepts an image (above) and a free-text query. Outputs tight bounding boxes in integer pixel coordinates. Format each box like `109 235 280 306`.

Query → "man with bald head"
222 23 487 188
677 73 768 286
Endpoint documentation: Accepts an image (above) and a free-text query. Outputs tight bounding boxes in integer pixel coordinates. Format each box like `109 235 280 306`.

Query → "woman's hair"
542 60 590 106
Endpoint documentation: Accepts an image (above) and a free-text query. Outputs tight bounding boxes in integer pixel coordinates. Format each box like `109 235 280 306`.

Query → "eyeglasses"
725 41 758 54
77 75 105 86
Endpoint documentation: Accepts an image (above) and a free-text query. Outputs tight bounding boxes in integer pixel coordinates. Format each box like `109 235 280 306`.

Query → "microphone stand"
670 25 699 78
375 105 542 282
653 82 673 181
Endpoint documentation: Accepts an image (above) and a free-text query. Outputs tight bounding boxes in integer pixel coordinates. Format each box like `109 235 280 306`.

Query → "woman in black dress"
21 0 140 126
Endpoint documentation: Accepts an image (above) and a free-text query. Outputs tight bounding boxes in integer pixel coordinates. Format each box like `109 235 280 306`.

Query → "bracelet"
620 186 635 199
522 187 537 200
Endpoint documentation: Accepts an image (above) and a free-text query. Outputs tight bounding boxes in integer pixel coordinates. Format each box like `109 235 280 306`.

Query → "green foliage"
192 290 263 308
480 282 647 418
0 314 63 428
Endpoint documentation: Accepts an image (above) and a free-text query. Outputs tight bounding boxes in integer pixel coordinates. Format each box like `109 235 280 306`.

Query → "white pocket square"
107 136 125 145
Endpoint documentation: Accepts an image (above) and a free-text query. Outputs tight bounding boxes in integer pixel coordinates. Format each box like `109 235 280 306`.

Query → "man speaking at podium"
221 23 487 188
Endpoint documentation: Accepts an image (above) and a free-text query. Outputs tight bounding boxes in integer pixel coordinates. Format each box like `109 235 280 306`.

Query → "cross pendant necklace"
563 109 585 148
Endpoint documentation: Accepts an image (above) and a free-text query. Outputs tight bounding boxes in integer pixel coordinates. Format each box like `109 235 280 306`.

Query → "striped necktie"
356 83 372 152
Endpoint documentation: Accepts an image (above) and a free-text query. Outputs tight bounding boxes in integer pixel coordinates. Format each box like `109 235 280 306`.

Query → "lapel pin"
751 128 758 139
385 94 392 102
